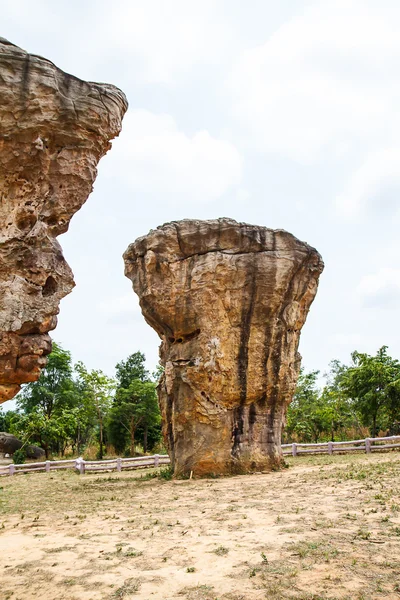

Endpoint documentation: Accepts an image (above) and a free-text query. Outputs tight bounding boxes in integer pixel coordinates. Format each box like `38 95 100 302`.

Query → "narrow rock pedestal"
124 219 324 476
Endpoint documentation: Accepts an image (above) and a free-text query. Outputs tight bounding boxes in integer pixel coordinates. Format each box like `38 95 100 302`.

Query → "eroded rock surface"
124 219 323 476
0 38 127 402
0 432 45 459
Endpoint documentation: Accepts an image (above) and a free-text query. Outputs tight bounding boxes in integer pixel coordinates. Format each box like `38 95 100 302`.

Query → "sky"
2 0 400 405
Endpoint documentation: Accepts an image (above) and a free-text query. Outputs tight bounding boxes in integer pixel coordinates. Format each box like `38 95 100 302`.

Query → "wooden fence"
282 435 400 456
0 454 170 477
1 435 400 477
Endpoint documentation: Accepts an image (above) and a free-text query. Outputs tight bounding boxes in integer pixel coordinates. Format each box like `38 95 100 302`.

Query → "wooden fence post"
117 458 122 472
292 444 297 457
328 442 333 455
45 461 51 473
365 438 371 453
9 464 15 476
75 457 85 475
154 454 160 467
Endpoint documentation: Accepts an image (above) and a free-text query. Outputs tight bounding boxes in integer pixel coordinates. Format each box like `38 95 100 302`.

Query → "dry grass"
1 453 400 599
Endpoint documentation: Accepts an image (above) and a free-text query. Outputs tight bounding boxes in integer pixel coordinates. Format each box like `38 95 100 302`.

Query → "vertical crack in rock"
0 38 127 402
124 220 323 477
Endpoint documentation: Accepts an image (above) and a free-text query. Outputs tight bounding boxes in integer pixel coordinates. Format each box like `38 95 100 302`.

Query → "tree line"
0 343 162 460
1 343 399 458
285 346 400 443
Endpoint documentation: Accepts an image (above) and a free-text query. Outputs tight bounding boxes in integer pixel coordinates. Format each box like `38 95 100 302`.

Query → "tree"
18 342 77 419
152 363 164 383
11 408 78 459
108 380 160 455
75 363 115 459
115 352 149 387
341 347 400 437
317 387 358 441
285 370 328 443
108 352 161 455
16 342 81 457
0 407 6 431
0 408 20 433
319 360 360 441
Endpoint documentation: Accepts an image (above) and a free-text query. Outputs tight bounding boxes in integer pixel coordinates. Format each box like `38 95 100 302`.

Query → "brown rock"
124 219 323 476
0 39 127 402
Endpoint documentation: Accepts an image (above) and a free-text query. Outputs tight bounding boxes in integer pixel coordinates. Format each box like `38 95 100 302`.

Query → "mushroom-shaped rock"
0 39 127 402
124 219 324 476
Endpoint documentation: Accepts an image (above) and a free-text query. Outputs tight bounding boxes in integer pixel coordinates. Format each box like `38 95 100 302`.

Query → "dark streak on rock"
232 261 257 457
21 54 31 98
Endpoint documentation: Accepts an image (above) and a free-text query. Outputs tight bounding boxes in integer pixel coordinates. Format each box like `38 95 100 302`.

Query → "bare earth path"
1 453 400 600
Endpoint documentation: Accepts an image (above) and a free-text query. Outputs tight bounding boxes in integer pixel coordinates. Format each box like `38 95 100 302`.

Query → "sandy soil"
1 453 400 600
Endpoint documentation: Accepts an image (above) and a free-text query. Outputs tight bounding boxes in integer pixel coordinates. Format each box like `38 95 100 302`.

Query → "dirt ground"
1 453 400 600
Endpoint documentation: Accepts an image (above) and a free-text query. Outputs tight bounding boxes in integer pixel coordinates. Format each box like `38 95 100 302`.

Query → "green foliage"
74 363 115 460
158 466 173 480
286 370 325 443
16 341 400 457
15 343 83 458
0 408 5 431
0 408 16 433
140 466 173 481
108 352 161 455
12 448 26 465
341 346 400 437
286 347 400 443
115 351 149 387
152 363 164 383
108 378 161 455
11 407 77 459
8 343 163 460
286 369 355 443
11 342 115 459
18 342 77 418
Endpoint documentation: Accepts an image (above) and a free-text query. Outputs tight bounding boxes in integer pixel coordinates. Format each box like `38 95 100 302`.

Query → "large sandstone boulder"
0 432 22 456
0 432 45 459
124 219 323 476
0 39 127 402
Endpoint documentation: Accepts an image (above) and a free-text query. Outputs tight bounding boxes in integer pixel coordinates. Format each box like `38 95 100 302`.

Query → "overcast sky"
3 0 400 400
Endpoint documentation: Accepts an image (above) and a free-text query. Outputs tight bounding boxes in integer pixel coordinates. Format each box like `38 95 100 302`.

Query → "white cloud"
336 148 400 219
2 0 236 85
106 110 243 204
100 0 234 84
226 0 400 163
358 267 400 309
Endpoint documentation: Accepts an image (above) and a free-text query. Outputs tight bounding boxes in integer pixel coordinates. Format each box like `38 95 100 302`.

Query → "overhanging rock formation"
124 219 324 476
0 39 127 402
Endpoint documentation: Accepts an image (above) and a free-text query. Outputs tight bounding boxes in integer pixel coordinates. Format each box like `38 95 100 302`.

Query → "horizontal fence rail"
0 454 170 477
282 435 400 457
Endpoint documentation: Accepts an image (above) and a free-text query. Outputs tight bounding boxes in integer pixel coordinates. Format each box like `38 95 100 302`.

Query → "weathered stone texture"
124 219 323 476
0 38 127 402
0 432 45 459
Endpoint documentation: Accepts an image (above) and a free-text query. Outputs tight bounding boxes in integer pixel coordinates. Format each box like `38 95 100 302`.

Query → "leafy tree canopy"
17 342 77 418
115 351 149 388
108 352 161 455
341 346 400 437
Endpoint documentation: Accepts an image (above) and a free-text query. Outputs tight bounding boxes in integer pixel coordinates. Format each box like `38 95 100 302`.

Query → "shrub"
13 448 26 464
